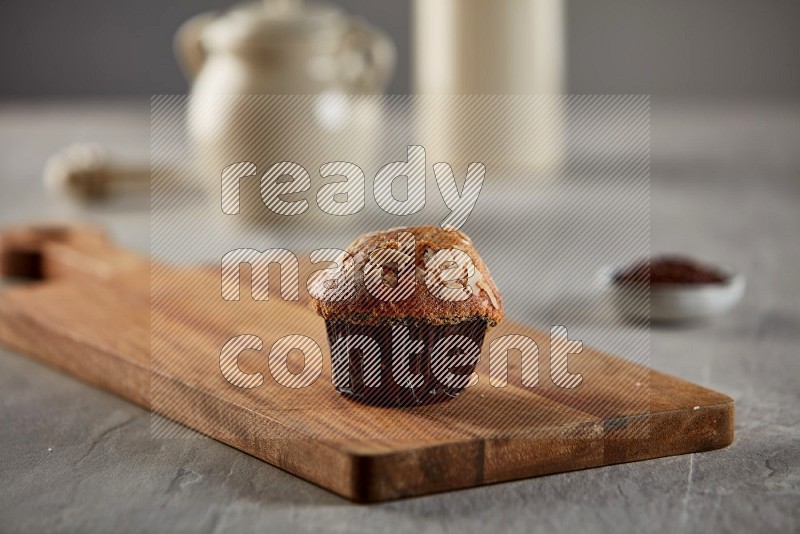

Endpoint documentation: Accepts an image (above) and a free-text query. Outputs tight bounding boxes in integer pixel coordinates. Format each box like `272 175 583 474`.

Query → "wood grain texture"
0 225 734 502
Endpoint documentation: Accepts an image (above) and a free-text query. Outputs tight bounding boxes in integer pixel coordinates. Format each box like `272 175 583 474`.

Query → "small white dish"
601 264 746 322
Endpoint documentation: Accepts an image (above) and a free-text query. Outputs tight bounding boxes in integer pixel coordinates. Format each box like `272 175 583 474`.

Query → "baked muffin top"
310 226 504 326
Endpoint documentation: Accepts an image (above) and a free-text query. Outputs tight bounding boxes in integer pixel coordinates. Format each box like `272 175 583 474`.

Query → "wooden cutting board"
0 225 733 502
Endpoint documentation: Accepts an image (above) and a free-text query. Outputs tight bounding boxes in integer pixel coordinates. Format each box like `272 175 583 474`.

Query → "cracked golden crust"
310 226 504 326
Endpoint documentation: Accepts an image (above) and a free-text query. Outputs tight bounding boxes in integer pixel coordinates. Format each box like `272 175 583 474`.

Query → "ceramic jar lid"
202 1 349 52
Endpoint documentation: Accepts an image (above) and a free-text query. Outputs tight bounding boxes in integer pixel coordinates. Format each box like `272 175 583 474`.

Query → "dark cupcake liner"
325 319 487 407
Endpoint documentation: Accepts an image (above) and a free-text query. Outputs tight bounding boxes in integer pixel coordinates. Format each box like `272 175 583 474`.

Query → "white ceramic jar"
174 1 395 224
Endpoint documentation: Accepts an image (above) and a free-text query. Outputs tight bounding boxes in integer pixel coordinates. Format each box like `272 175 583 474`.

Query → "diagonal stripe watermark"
151 95 650 442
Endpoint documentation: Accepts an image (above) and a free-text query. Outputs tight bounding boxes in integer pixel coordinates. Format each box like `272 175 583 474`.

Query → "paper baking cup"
325 319 487 407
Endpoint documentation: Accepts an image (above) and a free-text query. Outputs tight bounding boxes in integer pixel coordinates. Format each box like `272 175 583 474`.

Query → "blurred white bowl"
601 264 746 322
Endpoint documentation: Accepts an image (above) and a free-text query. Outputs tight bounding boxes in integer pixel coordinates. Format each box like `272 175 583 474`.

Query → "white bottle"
412 0 565 176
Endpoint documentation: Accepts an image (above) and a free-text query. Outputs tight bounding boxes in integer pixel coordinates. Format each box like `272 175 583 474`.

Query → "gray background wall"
0 0 798 98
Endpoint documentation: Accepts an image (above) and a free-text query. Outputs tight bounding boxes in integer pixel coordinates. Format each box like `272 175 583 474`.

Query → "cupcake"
310 226 503 407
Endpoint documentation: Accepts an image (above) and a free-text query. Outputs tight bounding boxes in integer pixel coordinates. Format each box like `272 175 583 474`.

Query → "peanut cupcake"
310 226 503 407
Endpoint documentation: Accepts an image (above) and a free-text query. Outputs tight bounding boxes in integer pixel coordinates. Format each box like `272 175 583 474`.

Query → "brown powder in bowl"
614 256 727 286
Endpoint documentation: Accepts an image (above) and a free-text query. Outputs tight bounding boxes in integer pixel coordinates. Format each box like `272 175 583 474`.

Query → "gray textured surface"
0 100 799 533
